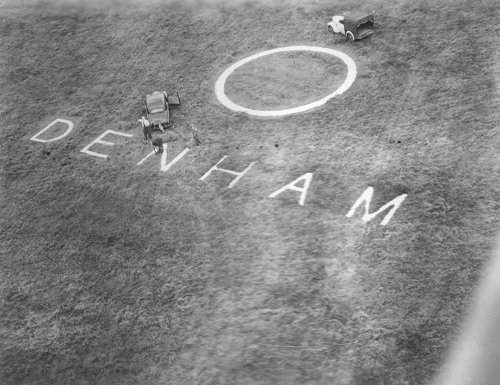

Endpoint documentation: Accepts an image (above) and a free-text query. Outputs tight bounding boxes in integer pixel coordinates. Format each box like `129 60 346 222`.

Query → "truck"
327 14 375 41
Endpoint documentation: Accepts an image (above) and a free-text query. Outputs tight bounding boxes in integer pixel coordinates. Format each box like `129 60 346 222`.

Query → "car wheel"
327 25 333 32
346 31 355 41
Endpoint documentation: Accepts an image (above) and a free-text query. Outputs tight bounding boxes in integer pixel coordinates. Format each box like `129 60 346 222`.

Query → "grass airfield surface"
1 0 499 384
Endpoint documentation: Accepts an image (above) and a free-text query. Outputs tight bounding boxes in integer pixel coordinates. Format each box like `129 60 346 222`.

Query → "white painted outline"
136 150 156 165
136 143 190 172
200 156 256 188
215 46 357 117
269 173 313 206
160 144 190 172
345 187 407 226
81 130 134 159
31 119 74 142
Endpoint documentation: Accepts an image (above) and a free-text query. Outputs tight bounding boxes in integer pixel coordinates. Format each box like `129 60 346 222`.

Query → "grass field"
1 0 499 384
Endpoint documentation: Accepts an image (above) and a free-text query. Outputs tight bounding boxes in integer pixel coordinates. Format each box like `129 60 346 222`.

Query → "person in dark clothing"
190 125 201 146
152 137 164 154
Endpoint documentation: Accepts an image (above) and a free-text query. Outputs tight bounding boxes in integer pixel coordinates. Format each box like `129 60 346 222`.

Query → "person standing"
190 124 201 146
138 116 152 145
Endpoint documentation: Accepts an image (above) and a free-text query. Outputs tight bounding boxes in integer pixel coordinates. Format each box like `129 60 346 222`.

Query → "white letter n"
136 143 190 172
345 186 407 226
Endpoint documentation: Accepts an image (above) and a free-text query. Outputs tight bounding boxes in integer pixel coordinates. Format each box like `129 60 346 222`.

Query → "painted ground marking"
269 173 313 206
31 119 74 142
345 187 408 226
215 46 357 117
81 130 134 159
27 123 408 225
200 155 256 188
137 144 190 171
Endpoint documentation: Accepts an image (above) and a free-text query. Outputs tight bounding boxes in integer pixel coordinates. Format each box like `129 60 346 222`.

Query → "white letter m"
345 187 407 226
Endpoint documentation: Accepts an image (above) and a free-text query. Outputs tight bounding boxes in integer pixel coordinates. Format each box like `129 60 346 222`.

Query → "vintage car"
144 91 181 131
327 14 375 41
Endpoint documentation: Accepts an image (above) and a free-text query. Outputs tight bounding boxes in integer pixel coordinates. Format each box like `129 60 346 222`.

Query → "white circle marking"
215 45 357 117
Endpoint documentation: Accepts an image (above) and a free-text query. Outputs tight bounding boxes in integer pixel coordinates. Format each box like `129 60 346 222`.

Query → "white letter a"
268 173 313 206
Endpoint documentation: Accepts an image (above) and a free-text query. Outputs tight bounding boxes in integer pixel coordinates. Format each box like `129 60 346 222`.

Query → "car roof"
146 92 165 105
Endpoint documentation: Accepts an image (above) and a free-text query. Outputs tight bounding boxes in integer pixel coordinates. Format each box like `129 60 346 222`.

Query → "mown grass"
1 0 499 384
225 51 349 110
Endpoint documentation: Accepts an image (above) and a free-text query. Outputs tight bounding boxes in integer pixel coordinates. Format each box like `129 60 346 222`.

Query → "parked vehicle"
144 91 181 131
327 14 375 41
